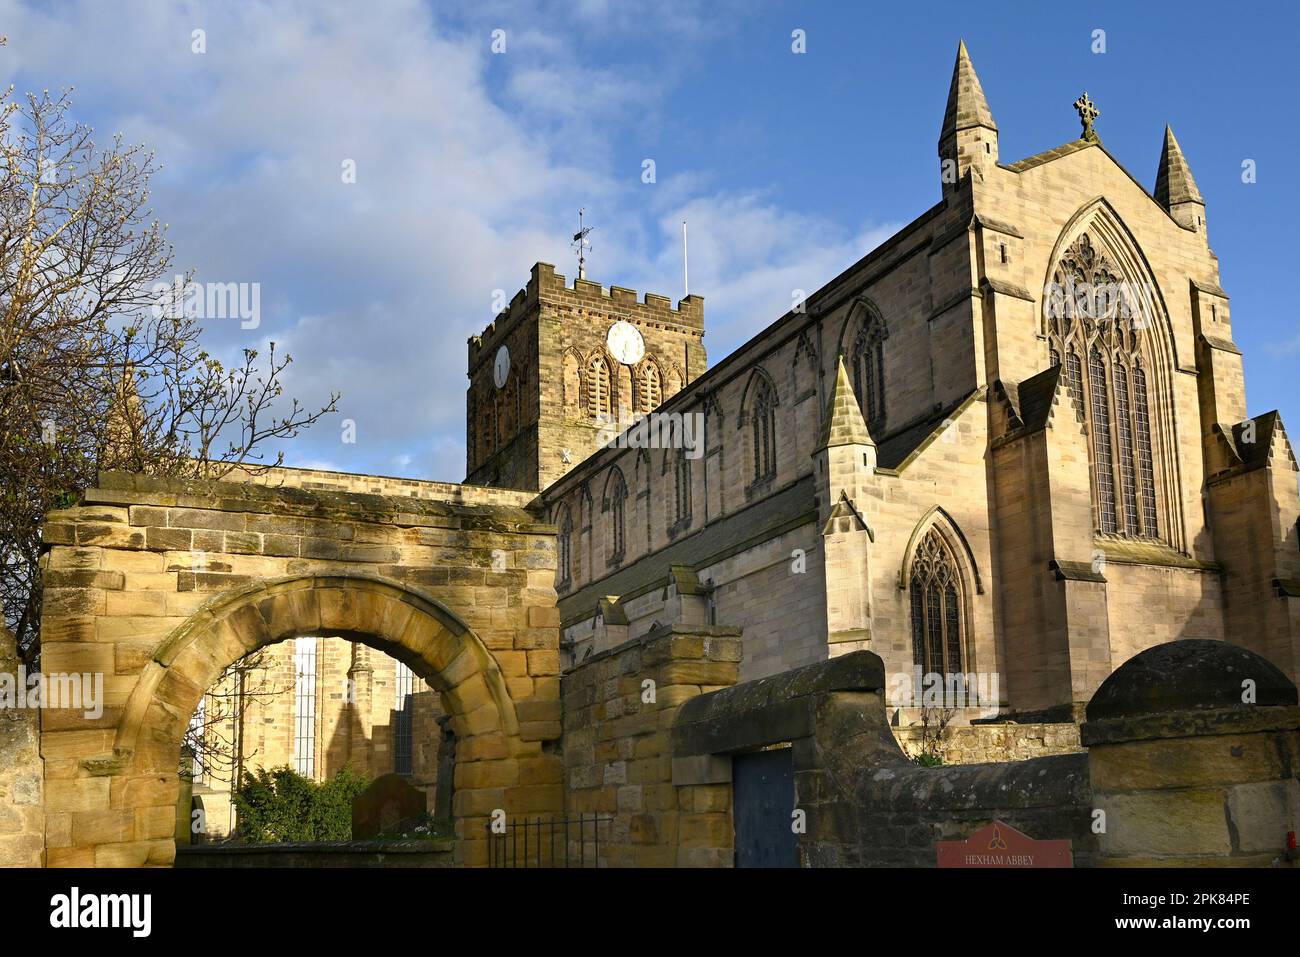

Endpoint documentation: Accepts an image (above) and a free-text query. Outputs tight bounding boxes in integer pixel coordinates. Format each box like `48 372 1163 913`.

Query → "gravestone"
352 773 427 839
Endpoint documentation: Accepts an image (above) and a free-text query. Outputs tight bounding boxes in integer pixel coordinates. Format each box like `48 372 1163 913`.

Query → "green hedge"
232 764 370 843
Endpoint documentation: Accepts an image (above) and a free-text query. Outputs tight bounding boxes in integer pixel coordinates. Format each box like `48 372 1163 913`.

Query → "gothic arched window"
587 354 612 420
639 359 662 413
672 451 691 526
908 528 965 677
1047 232 1160 540
605 469 627 564
557 505 573 586
562 350 581 414
748 375 777 485
665 364 684 398
850 310 887 430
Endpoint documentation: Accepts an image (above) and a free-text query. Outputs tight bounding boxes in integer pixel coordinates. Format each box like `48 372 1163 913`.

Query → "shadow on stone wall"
670 640 1299 868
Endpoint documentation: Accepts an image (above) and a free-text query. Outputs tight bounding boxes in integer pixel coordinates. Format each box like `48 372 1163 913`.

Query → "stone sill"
1081 705 1300 747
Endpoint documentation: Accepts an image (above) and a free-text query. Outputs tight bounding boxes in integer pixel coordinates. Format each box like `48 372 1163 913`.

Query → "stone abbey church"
466 41 1300 722
10 40 1300 871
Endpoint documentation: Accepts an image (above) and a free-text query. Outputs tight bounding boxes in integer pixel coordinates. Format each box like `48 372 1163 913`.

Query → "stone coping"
673 651 885 756
1080 704 1300 747
78 471 549 531
575 622 743 669
857 751 1090 808
1086 639 1297 721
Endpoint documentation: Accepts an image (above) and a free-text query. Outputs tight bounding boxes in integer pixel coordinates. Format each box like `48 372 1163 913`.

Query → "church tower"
466 262 706 491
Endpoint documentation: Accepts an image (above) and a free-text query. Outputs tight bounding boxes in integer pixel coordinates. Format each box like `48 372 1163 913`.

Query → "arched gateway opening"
146 577 519 859
38 469 563 867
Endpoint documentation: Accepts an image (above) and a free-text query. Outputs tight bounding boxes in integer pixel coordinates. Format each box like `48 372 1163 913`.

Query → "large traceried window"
909 528 965 677
1047 232 1160 541
393 660 414 775
292 636 318 778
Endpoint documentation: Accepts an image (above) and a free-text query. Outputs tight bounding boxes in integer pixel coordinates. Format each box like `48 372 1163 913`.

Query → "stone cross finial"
1074 91 1100 142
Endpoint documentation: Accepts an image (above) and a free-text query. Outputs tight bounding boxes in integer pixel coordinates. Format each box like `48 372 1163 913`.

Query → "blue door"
732 748 797 868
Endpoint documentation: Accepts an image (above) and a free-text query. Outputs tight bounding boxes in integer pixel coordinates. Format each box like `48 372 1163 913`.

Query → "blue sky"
3 0 1296 481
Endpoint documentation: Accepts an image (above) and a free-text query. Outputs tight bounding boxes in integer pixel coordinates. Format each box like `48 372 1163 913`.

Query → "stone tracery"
1047 232 1160 540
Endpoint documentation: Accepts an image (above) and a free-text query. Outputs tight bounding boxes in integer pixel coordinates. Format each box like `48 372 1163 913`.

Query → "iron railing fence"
486 813 612 868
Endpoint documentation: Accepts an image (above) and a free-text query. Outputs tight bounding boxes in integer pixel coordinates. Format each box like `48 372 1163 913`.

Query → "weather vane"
1074 91 1100 143
572 208 594 280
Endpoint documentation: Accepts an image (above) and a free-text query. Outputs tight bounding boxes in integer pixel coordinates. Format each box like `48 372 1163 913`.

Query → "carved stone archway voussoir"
38 471 563 868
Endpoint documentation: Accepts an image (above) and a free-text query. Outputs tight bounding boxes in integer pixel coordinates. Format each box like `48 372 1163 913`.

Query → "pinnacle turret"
1155 125 1206 235
938 40 999 193
817 357 874 452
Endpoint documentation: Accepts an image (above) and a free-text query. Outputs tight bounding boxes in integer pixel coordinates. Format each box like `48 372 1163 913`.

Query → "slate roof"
557 474 818 625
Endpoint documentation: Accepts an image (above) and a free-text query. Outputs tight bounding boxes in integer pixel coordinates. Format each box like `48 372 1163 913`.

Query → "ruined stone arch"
97 575 529 867
1041 198 1184 550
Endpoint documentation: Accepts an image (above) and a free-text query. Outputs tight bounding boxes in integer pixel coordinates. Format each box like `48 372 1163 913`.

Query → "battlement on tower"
468 262 704 371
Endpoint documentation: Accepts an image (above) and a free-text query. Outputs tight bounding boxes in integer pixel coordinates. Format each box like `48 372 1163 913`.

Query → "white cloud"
1 0 889 483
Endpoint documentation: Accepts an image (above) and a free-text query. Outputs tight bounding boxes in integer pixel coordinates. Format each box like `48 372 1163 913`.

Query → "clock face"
493 345 510 389
606 320 645 366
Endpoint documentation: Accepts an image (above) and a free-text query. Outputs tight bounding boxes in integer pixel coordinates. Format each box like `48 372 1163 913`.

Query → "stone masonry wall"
38 468 563 867
1082 640 1300 866
0 627 44 867
893 721 1082 764
672 651 1096 867
561 624 740 867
